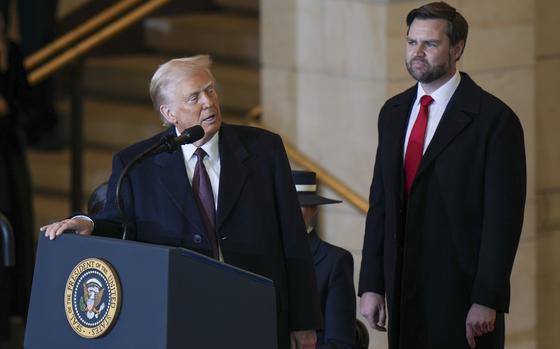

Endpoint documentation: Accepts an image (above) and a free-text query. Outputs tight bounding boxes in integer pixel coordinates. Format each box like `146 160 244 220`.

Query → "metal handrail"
247 107 368 214
28 0 169 85
0 212 15 267
24 0 140 71
24 0 169 211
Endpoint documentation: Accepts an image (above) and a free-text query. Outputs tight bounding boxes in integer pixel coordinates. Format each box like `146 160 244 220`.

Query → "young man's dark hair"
406 1 469 47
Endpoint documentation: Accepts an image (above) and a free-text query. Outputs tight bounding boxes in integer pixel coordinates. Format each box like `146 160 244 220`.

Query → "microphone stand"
115 134 174 240
115 125 205 240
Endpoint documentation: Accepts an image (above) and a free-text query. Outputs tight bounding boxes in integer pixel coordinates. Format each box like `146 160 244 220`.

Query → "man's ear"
160 105 175 124
452 40 465 62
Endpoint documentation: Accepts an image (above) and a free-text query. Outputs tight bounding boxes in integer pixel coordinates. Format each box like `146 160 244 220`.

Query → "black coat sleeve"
318 250 356 349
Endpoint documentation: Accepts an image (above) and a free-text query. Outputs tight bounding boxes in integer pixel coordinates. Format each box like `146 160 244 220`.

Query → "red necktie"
404 95 434 196
192 148 219 258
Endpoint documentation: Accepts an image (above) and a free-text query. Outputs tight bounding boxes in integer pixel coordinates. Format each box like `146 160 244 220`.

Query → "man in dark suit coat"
293 170 356 349
43 55 322 349
358 3 526 349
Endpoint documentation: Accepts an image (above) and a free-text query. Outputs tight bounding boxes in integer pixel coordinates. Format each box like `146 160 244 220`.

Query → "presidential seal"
64 258 121 338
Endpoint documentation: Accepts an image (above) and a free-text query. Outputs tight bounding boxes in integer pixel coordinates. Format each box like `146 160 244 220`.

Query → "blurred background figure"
0 0 60 149
87 181 108 216
0 7 36 348
293 170 357 349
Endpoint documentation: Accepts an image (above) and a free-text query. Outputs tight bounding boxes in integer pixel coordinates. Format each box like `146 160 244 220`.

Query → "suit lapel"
416 73 479 179
309 231 326 266
216 124 249 231
154 138 205 235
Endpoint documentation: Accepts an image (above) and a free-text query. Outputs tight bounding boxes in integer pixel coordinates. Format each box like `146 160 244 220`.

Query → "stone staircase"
27 0 260 233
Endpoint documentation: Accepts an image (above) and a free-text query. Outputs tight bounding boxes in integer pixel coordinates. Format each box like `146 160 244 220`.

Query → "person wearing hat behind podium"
293 170 357 349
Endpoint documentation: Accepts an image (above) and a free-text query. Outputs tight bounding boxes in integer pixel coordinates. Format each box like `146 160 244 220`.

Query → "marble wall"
536 0 560 348
261 0 542 348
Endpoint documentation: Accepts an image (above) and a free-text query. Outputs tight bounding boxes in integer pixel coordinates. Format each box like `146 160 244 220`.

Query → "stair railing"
25 0 170 212
24 0 141 71
246 106 368 214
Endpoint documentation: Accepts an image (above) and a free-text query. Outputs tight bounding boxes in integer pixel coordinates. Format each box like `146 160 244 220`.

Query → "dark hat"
292 170 342 206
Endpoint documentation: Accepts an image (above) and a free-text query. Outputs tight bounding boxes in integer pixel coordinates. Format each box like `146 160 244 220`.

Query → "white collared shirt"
179 130 221 209
403 70 461 157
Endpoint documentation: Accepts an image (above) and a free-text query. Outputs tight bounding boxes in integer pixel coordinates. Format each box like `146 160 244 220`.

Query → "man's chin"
202 122 221 138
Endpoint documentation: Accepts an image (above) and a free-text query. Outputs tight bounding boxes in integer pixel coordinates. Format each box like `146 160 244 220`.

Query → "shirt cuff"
72 215 94 230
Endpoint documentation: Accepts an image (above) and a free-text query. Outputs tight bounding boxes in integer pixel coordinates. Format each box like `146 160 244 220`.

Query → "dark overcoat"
93 123 322 348
309 230 356 349
358 73 526 349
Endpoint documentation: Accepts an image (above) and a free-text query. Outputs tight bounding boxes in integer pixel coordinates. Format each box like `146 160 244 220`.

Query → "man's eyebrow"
195 81 215 94
406 37 441 44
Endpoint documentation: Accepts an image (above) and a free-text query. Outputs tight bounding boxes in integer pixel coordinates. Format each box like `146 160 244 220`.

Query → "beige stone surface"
536 58 560 190
260 0 296 13
537 228 560 349
261 67 299 141
386 0 448 37
386 35 409 81
461 25 534 72
506 240 537 348
318 188 366 251
468 68 534 127
294 72 384 192
261 7 296 68
538 191 560 232
536 0 560 56
262 0 389 79
460 0 534 27
323 1 388 79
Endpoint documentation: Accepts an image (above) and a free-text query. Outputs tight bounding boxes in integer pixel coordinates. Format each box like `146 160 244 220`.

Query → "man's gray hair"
149 55 215 125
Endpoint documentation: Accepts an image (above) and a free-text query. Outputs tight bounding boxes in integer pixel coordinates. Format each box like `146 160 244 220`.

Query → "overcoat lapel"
384 87 416 200
415 73 479 179
216 124 249 231
154 131 206 235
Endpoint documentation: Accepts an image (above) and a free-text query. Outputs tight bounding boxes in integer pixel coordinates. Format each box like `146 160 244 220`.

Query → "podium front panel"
25 233 277 349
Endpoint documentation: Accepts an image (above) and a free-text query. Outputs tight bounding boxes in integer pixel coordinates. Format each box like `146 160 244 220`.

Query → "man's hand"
290 330 316 349
41 218 94 240
359 291 386 331
465 303 496 348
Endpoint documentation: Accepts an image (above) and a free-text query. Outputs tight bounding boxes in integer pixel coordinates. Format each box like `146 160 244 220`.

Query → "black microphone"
115 125 205 239
151 125 205 156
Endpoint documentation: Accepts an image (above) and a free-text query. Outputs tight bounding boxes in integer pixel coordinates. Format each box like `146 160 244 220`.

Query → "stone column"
536 0 560 348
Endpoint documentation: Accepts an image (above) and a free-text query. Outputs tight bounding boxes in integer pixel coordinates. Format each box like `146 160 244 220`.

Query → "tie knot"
420 95 434 107
194 147 207 160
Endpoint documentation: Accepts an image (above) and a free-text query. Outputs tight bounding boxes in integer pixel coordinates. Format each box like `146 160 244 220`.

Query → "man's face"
405 18 462 84
161 70 222 146
300 206 318 230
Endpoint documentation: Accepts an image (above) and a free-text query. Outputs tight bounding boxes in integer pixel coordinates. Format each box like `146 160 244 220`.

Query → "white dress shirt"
403 70 461 158
179 130 221 209
179 130 223 261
